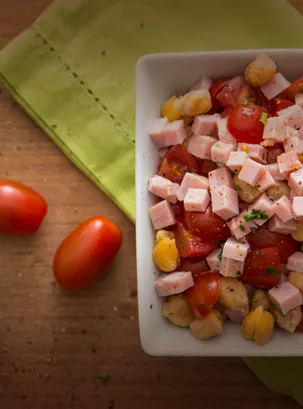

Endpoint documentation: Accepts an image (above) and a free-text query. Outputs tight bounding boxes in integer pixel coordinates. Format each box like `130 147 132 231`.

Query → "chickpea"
190 309 223 340
273 306 302 333
161 96 183 122
288 271 303 293
251 289 272 311
153 236 179 273
245 54 276 87
267 181 290 201
162 295 194 328
182 89 212 117
156 230 174 242
242 305 274 345
233 175 261 204
218 277 249 313
291 222 303 242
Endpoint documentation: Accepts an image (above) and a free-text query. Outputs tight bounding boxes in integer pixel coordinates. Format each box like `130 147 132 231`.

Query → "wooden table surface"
0 1 302 409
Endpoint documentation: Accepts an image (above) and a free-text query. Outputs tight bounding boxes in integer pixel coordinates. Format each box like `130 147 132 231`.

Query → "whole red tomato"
0 179 47 235
53 216 123 290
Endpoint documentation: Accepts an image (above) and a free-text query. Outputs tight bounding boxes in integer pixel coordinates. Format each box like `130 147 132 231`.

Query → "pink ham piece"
256 168 275 193
287 252 303 272
268 281 302 315
285 126 299 140
260 73 290 100
211 185 239 220
238 158 266 186
238 143 267 164
299 127 303 140
184 188 210 212
177 172 209 201
154 272 194 297
159 147 169 158
206 248 222 272
208 167 234 190
187 135 217 160
295 93 303 109
284 136 303 154
288 167 303 196
162 119 188 146
277 151 302 178
192 114 218 136
190 76 212 91
266 163 285 181
278 105 303 130
272 195 293 222
292 197 303 221
219 256 244 278
227 215 257 240
149 200 176 230
225 305 249 324
149 117 169 147
148 175 180 204
222 237 249 262
217 117 237 144
226 151 248 174
269 214 296 235
246 193 274 226
263 117 286 142
280 273 288 284
211 141 235 165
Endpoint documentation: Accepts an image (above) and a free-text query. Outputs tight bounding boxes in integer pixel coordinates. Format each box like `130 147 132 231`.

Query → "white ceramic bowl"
136 49 303 356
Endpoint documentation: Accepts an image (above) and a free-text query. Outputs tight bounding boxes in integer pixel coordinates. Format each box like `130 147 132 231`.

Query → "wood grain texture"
0 1 302 408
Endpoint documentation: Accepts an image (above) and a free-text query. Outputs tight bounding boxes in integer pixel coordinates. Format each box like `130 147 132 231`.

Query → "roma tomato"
185 272 220 317
197 158 217 177
270 98 294 116
247 225 298 263
283 76 303 100
216 76 256 109
185 208 230 242
227 103 269 144
178 257 209 277
266 144 284 164
0 180 47 235
53 216 123 290
174 219 216 258
158 145 198 184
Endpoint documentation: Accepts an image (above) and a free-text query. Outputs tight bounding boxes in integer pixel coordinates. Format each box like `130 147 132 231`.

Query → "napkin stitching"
30 26 134 145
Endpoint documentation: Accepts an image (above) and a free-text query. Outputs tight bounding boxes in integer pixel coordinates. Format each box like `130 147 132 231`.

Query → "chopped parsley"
256 249 261 255
243 98 249 106
260 112 268 125
266 266 277 275
239 224 245 232
215 143 221 148
243 209 269 221
235 185 242 191
218 249 223 262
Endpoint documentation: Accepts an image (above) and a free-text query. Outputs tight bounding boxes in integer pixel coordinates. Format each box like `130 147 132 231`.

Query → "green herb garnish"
243 209 269 221
243 98 249 106
235 185 242 191
266 266 277 275
260 112 268 125
218 249 223 262
215 143 221 148
239 224 245 232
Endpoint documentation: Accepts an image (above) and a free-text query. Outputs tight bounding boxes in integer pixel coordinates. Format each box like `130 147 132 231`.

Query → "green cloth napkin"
1 0 303 404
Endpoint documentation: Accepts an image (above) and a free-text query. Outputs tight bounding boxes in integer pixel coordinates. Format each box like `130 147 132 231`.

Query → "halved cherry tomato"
174 219 216 258
185 272 220 317
242 247 281 289
197 158 217 177
247 225 298 264
227 103 269 144
283 76 303 100
216 76 256 109
266 144 284 164
185 208 231 242
158 145 198 184
208 77 231 114
270 98 294 116
53 216 123 290
178 257 209 277
0 179 47 235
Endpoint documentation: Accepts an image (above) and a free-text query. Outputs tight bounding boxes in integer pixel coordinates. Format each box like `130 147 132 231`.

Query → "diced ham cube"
225 305 249 324
217 117 237 144
278 105 303 130
284 136 303 155
211 141 235 165
285 126 299 140
238 158 266 186
295 93 303 109
268 281 302 315
260 73 291 100
280 273 288 283
162 119 188 146
290 189 296 202
177 172 209 201
269 214 296 234
184 188 210 212
277 151 302 178
287 252 303 272
266 163 285 181
190 76 212 91
226 151 248 174
206 248 222 272
299 127 303 140
211 185 239 220
289 167 303 195
238 143 267 164
154 272 194 297
292 197 303 221
208 167 234 191
149 117 169 147
272 195 293 222
192 114 218 136
222 237 249 262
219 256 244 278
159 147 169 158
263 117 286 142
187 135 217 160
227 215 257 240
149 200 176 230
247 193 274 226
148 175 180 204
256 168 275 192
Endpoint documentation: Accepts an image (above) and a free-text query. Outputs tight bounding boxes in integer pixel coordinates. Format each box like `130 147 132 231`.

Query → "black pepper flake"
150 304 153 310
81 329 87 334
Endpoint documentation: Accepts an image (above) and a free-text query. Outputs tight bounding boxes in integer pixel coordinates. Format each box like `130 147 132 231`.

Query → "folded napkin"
1 0 303 404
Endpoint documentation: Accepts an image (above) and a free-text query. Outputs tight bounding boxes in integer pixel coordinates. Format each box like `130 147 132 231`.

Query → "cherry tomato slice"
178 257 209 277
247 225 298 264
197 159 217 177
174 219 216 258
185 208 231 242
283 76 303 100
227 103 269 144
185 272 220 317
158 145 198 184
266 144 284 164
216 76 256 109
270 98 294 116
242 247 281 289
